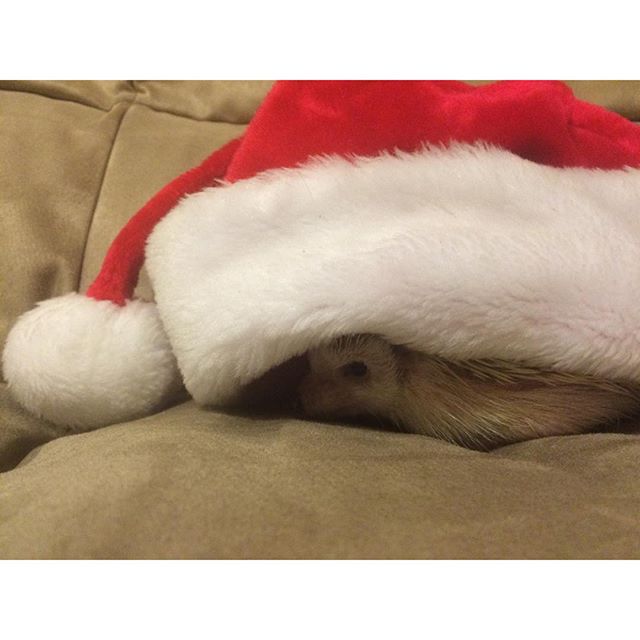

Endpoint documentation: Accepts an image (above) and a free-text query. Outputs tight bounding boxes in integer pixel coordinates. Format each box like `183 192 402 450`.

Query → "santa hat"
5 80 640 430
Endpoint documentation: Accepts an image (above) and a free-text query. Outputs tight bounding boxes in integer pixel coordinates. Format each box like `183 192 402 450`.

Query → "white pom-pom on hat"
2 293 181 430
1 138 241 429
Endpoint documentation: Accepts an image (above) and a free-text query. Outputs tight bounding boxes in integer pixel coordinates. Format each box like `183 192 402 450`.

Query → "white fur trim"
146 144 640 407
2 293 181 429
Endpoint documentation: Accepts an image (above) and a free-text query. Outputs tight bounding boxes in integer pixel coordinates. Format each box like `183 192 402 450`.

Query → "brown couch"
1 80 639 559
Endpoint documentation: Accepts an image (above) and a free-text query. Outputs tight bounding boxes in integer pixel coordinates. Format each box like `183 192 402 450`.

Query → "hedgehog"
298 334 640 449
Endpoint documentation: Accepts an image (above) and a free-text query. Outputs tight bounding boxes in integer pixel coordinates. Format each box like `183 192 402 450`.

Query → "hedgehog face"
299 334 401 420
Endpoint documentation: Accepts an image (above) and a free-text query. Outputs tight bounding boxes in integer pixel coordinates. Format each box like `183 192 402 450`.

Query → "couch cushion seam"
0 84 135 113
76 99 134 292
0 84 256 125
129 99 254 125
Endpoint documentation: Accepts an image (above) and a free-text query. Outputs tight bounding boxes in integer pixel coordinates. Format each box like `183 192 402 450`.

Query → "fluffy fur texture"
300 335 640 449
2 294 180 429
146 144 640 410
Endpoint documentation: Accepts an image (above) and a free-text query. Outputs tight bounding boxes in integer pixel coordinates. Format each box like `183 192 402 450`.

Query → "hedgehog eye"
340 361 368 378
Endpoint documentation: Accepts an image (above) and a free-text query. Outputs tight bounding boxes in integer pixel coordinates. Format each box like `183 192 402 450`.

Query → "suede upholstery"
1 80 639 558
